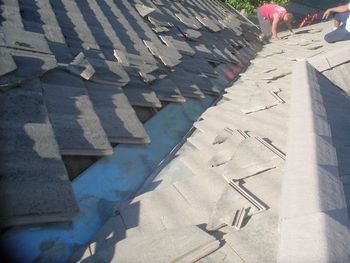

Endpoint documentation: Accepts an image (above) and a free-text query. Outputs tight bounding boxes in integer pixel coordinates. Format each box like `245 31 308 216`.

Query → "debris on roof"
67 21 350 262
0 0 258 234
3 0 350 262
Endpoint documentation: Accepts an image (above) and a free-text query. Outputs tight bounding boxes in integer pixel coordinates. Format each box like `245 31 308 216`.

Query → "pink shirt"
259 4 287 21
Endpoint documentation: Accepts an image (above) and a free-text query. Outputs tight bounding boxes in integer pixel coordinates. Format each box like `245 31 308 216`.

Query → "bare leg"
334 19 340 29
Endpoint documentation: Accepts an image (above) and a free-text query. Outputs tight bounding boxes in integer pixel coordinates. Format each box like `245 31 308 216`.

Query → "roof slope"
70 22 350 262
0 0 260 229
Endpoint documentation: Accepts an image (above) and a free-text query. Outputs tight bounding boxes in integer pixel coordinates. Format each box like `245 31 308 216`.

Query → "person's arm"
323 3 350 19
271 13 280 39
287 23 294 35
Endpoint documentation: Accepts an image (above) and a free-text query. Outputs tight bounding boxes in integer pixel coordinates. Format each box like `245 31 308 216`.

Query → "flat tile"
1 25 51 54
0 50 57 89
150 78 186 102
0 47 17 76
86 82 150 144
42 83 113 156
0 81 79 227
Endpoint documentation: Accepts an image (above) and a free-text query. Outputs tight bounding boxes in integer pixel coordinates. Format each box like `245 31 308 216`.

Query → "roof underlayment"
1 0 350 262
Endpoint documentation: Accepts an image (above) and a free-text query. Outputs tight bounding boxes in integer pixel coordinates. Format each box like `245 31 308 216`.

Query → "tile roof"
3 0 350 261
0 0 259 228
68 22 350 262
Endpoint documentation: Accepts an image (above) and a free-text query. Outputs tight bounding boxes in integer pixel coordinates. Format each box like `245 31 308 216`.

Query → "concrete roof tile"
0 50 57 90
150 78 185 102
42 82 113 156
87 225 219 263
0 48 17 77
0 80 79 227
85 82 150 144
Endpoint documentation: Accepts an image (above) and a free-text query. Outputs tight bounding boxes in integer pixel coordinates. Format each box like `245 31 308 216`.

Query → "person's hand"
323 9 332 20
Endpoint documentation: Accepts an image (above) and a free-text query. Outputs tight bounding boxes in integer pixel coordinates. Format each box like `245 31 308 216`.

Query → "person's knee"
324 33 336 43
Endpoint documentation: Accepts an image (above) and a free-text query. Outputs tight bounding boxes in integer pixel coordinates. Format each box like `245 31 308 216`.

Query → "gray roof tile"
159 35 196 56
85 82 150 144
42 81 113 156
0 80 78 227
150 78 186 102
176 23 202 40
67 52 95 80
0 50 57 90
0 48 17 76
0 25 51 54
143 40 182 67
0 0 259 236
196 15 222 32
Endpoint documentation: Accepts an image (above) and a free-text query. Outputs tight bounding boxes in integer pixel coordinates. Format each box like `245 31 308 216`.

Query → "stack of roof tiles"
0 0 260 227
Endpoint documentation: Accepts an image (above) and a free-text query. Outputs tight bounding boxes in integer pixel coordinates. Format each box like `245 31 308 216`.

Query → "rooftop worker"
257 3 294 41
323 3 350 43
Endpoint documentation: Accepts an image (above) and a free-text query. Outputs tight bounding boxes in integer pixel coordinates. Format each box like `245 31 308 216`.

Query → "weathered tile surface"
0 50 57 89
0 48 17 76
0 80 79 227
86 82 150 144
41 70 113 156
150 78 186 102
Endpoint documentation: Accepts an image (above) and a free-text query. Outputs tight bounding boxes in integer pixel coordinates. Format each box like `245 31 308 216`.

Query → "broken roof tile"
134 4 156 18
67 52 95 80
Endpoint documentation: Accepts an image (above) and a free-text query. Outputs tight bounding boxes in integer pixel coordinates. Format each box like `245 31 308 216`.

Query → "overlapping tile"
85 82 150 144
0 80 79 227
0 48 17 76
0 0 266 258
41 69 113 156
0 49 57 90
149 78 185 102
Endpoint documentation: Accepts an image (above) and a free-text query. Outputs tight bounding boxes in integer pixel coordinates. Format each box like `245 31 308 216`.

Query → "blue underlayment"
0 96 215 263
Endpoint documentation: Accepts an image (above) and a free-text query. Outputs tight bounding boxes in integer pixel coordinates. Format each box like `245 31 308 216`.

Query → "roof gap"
63 155 100 181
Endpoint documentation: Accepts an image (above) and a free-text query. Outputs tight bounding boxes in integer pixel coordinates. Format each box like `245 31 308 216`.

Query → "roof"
0 0 260 229
2 0 350 262
67 22 350 262
0 0 262 261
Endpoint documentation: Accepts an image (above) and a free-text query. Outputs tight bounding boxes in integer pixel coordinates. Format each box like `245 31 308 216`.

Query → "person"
323 3 350 43
257 3 294 41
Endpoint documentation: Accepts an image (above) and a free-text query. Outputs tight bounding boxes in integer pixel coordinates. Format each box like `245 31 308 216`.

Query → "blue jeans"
324 28 350 43
324 11 350 43
334 11 350 26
